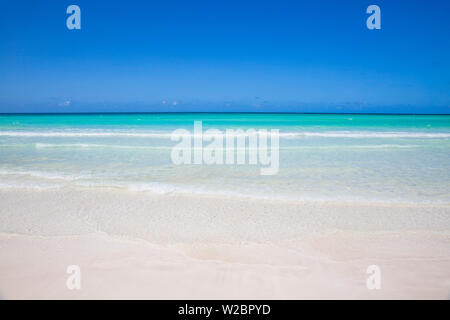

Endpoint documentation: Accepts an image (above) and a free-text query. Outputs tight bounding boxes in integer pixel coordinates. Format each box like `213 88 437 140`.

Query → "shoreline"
1 187 449 242
1 183 449 206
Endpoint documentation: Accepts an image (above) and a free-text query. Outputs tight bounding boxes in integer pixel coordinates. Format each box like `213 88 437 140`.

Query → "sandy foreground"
0 188 449 299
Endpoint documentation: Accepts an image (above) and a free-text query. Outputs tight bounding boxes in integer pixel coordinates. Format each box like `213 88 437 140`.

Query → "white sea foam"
283 144 420 150
76 180 450 205
0 169 92 181
0 173 447 204
0 131 171 138
127 182 176 194
0 142 427 150
34 143 167 150
0 182 60 190
0 130 449 139
287 131 450 138
35 143 105 148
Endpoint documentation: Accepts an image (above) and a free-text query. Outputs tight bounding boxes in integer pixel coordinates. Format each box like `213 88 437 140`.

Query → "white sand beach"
0 188 449 299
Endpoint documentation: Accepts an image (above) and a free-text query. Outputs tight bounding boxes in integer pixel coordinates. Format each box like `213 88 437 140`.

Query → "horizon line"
0 112 449 116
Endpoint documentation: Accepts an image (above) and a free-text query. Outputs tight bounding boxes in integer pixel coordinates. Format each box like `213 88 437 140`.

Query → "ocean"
0 113 449 204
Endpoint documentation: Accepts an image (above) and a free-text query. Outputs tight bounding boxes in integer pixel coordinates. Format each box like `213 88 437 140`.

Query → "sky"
0 0 449 113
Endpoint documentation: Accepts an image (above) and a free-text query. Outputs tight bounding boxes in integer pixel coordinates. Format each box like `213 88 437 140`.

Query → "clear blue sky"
0 0 449 113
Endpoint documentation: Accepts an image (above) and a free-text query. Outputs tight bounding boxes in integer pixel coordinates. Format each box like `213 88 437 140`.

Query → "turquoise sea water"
0 113 449 203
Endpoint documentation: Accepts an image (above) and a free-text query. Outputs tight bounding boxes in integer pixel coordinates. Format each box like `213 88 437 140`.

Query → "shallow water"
0 113 449 203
